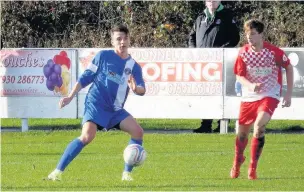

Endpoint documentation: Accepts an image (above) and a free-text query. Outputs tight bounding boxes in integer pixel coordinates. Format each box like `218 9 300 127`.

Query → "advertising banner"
78 48 223 96
0 49 74 96
77 48 224 119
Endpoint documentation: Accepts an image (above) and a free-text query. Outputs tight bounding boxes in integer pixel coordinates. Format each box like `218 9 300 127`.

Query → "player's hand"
128 75 136 92
282 93 292 108
250 83 262 93
59 96 72 109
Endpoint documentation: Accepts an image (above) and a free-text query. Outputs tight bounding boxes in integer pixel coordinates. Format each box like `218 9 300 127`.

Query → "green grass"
1 131 304 191
1 118 304 132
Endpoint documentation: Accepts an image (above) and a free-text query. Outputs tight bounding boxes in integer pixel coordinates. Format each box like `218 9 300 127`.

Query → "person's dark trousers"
193 119 213 133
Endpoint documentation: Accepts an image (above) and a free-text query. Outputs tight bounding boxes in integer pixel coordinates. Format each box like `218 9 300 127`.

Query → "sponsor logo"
103 70 125 85
248 67 272 76
124 68 132 75
139 62 222 82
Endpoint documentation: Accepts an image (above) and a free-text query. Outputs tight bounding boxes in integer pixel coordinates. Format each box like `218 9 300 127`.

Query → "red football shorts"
239 97 280 125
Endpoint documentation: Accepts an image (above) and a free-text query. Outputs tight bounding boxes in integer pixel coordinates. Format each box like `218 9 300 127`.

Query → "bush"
1 1 303 48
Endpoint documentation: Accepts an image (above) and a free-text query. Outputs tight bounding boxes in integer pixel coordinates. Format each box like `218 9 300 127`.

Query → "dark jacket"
189 8 240 48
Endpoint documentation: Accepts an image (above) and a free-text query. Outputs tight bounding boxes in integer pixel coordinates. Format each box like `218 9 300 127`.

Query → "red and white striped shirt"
234 41 290 102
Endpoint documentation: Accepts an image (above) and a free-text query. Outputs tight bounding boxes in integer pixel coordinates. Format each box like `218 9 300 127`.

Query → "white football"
123 144 147 166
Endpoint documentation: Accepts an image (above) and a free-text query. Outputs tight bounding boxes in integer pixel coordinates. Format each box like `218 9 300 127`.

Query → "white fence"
1 48 303 132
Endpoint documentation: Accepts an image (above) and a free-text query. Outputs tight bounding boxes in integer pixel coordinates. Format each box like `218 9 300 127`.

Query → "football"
123 144 147 166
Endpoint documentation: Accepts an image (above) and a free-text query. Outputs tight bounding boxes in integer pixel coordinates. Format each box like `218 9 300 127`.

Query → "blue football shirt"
78 50 145 112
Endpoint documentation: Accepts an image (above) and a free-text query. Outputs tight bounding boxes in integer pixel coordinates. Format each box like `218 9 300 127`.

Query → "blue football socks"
56 138 84 171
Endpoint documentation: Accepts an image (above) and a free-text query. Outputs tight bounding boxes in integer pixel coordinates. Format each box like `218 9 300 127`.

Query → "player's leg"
230 124 252 178
248 111 270 180
119 115 144 181
47 121 97 180
231 101 256 179
248 97 279 180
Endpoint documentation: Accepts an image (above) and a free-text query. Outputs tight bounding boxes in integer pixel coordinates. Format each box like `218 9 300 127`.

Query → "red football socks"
235 136 248 164
250 136 265 169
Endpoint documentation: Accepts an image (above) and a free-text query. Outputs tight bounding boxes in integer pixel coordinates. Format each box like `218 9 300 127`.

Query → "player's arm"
284 64 294 96
130 63 146 96
282 64 293 108
67 83 82 99
236 76 251 89
134 85 145 96
235 76 260 92
280 51 293 107
78 52 101 88
280 52 293 97
59 82 82 108
59 52 101 108
234 51 261 92
129 77 145 96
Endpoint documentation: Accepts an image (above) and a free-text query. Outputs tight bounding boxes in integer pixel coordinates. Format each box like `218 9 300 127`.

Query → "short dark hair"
244 19 264 34
111 24 129 36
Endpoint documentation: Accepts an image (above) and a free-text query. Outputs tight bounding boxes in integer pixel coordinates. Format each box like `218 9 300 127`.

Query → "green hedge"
1 1 303 48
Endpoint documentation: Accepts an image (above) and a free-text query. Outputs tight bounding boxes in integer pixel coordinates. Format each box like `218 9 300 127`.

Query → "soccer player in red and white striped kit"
230 19 294 180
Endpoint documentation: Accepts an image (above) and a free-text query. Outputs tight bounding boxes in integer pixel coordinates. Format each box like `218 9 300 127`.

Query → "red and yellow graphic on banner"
0 49 72 96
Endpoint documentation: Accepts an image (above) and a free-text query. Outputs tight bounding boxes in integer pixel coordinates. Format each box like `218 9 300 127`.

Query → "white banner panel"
77 48 224 119
272 98 304 119
0 97 77 118
0 49 74 96
0 49 77 118
223 97 304 120
124 96 223 119
77 95 223 119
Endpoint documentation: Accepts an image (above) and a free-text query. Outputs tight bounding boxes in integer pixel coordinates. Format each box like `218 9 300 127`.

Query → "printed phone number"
145 82 222 96
1 75 45 84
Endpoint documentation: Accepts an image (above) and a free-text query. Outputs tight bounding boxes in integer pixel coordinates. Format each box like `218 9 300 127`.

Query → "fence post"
21 118 29 132
220 119 229 134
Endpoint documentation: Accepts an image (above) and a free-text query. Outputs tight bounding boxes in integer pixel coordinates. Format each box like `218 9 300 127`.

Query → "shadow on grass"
0 183 237 191
1 125 304 133
226 125 304 134
1 125 81 131
266 125 304 133
1 152 98 156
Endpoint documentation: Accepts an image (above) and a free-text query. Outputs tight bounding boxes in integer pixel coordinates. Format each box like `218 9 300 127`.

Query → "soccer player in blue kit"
47 25 146 181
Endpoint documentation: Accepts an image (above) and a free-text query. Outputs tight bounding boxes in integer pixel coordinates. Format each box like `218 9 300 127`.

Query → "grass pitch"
1 129 304 191
2 118 304 132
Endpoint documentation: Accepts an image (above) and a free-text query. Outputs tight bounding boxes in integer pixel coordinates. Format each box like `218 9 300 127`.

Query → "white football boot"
47 169 63 181
122 171 133 181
